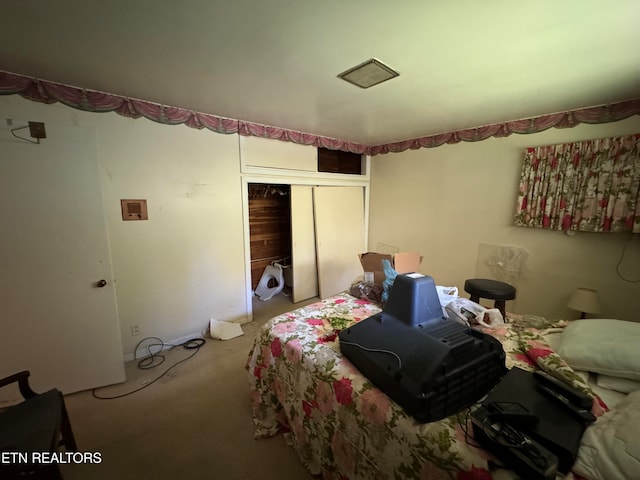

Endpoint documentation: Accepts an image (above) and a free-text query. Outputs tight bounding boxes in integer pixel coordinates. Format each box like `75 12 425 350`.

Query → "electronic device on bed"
474 367 593 473
339 273 506 423
471 404 559 480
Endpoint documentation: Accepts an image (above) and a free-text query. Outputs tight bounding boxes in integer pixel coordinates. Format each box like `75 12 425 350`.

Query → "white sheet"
572 391 640 480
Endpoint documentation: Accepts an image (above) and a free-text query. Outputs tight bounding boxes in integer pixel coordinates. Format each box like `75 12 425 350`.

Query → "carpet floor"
60 292 318 480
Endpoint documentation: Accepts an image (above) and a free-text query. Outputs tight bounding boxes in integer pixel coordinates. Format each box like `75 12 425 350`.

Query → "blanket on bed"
247 294 604 479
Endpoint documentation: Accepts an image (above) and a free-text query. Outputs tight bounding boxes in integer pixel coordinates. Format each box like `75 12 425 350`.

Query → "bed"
247 292 640 479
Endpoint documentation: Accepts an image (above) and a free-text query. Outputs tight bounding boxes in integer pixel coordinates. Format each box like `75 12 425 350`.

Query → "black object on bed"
339 274 506 423
476 367 589 473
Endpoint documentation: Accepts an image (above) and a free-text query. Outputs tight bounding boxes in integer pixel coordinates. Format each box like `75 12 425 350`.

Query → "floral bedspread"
247 293 604 480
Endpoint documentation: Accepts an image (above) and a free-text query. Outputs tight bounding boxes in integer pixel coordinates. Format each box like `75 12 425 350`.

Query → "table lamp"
567 287 602 319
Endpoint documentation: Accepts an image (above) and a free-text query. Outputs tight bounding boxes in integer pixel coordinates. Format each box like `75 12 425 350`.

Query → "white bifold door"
290 185 318 303
0 122 125 400
290 185 365 302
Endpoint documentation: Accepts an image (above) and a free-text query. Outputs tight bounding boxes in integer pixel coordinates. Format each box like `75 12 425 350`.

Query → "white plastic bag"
436 285 459 307
444 298 504 327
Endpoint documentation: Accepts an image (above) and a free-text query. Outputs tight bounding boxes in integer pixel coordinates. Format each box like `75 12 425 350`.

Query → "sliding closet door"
314 186 365 299
290 185 318 303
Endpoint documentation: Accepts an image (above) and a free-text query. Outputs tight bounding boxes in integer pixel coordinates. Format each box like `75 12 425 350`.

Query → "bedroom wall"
1 95 247 357
369 116 640 322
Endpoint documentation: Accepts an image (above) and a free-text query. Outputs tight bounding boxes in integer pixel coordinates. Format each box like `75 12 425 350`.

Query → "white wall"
4 91 638 364
98 114 247 356
1 95 247 357
369 117 640 321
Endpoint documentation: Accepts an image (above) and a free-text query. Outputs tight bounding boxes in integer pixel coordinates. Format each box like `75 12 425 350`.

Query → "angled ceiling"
1 1 639 146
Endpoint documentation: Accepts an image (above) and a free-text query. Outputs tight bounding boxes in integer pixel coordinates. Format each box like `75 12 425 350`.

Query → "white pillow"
573 391 640 480
558 319 640 381
596 374 640 394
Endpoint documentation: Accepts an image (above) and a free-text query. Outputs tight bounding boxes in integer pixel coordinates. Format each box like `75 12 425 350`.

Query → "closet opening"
248 183 294 308
247 182 362 317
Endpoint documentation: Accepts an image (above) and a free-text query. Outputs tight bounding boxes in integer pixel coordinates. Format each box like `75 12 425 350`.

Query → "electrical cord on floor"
92 337 206 400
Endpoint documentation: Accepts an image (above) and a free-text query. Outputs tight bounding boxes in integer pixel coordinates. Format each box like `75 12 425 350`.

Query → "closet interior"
248 183 292 298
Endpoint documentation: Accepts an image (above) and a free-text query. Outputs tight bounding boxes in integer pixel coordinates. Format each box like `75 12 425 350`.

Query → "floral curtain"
514 134 640 233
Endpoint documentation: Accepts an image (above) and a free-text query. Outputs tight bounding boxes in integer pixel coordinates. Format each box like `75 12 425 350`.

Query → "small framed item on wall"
121 199 148 221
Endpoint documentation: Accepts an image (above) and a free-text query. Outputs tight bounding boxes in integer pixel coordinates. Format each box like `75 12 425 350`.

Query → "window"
514 134 640 233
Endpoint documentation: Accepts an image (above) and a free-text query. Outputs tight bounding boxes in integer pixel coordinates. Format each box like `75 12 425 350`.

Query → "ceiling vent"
338 58 399 89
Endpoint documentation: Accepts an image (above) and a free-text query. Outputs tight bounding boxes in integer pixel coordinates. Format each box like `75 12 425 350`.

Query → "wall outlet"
130 324 141 336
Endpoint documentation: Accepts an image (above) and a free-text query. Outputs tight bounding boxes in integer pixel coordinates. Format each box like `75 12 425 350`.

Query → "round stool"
464 278 516 319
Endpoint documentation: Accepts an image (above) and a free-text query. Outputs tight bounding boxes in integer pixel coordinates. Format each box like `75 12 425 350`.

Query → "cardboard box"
359 251 423 284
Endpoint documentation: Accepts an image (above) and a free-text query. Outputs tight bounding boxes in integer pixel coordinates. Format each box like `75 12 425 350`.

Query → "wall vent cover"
121 199 148 221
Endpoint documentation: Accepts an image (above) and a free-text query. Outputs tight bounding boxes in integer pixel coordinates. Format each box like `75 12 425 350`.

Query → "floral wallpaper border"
2 69 639 156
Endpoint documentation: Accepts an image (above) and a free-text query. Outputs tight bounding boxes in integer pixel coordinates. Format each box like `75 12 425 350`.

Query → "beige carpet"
60 293 318 480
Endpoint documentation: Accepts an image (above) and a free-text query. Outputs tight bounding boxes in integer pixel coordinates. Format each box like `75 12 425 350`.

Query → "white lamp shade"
568 288 602 314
